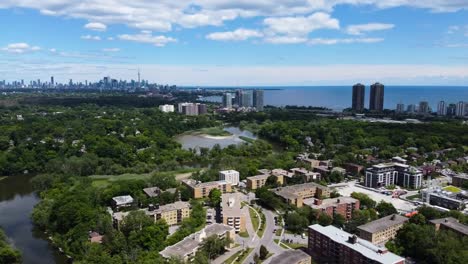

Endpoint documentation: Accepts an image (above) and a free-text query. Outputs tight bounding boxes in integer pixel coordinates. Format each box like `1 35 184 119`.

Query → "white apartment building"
159 104 175 113
219 170 240 186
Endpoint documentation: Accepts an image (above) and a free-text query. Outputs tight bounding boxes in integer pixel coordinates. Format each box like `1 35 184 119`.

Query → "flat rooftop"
304 197 359 209
309 224 405 264
142 187 161 197
430 217 468 236
247 174 269 180
269 249 310 264
357 214 408 234
182 179 228 188
112 195 134 205
221 193 244 216
273 182 329 198
160 224 233 258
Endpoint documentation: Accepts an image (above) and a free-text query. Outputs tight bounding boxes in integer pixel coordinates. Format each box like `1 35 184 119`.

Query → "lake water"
176 127 256 150
0 175 67 264
201 86 468 111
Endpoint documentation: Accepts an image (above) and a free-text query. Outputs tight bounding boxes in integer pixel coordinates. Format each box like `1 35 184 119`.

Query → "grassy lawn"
224 250 243 264
238 231 249 238
89 168 199 187
284 242 307 249
239 136 256 144
406 194 421 200
258 211 266 238
443 185 461 193
194 127 232 137
228 248 253 264
249 207 260 233
275 228 282 236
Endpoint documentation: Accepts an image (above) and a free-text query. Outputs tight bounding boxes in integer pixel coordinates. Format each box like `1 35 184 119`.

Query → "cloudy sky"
0 1 467 86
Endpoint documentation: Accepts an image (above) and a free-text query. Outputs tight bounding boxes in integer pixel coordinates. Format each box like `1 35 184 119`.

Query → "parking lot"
333 182 417 213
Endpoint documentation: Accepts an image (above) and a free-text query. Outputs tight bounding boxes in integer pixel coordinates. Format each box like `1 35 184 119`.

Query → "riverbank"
191 127 233 137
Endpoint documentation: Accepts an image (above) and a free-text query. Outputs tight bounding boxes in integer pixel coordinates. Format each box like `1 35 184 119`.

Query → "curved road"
243 208 284 264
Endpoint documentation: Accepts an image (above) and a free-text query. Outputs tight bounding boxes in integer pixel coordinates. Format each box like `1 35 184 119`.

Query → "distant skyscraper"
447 104 457 116
396 103 405 113
240 90 252 107
222 93 233 108
50 76 54 87
253 90 264 111
197 104 207 115
419 101 429 114
352 83 365 112
437 101 447 116
407 104 416 113
456 101 465 117
369 82 384 112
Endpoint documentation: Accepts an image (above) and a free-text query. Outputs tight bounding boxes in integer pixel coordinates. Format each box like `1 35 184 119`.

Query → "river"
0 175 67 264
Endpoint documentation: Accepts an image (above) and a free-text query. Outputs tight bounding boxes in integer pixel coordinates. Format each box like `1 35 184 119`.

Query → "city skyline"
0 2 467 85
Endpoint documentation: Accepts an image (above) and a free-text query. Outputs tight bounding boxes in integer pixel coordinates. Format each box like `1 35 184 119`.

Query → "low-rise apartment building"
430 217 468 237
219 193 246 233
272 182 330 208
304 197 359 220
182 179 232 199
113 201 191 228
269 249 311 264
160 224 235 262
246 173 284 190
357 214 409 245
452 174 468 188
308 224 405 264
422 189 466 210
365 162 422 189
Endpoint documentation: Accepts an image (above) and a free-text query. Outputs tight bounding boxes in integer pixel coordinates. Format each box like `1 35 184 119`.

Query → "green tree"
351 192 376 209
134 220 169 251
209 188 222 207
318 213 333 226
259 245 269 260
121 211 154 236
149 173 177 190
286 212 308 233
375 201 398 217
332 214 346 228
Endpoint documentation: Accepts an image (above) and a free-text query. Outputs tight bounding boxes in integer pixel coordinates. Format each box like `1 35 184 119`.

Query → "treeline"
0 228 21 263
257 119 468 164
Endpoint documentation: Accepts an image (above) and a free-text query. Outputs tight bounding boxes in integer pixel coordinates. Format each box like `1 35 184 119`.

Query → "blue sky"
0 1 467 86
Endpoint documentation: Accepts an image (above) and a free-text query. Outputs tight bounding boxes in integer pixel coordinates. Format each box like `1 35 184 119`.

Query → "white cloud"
346 23 394 35
118 31 176 47
102 48 121 52
107 37 114 41
308 38 384 45
84 22 107 31
1 43 41 54
0 1 461 36
81 35 101 41
264 36 308 44
49 48 57 53
264 12 339 37
206 28 263 41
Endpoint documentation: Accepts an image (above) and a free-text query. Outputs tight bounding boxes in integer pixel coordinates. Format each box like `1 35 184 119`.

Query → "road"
243 208 284 264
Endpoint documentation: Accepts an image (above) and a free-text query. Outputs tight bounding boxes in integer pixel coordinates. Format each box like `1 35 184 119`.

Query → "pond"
0 175 68 264
176 126 257 150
